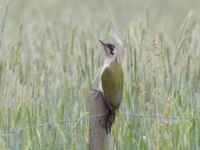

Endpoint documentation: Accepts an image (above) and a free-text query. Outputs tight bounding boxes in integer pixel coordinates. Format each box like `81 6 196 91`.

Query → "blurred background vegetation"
1 0 200 35
0 0 200 149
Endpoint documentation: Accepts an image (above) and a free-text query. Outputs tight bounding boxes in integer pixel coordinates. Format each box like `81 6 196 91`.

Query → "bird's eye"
107 44 115 55
110 48 114 55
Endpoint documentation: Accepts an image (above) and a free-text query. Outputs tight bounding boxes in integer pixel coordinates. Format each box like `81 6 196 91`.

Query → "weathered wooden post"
89 89 109 150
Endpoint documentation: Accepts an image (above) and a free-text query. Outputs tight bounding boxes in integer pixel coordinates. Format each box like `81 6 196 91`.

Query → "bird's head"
99 40 116 58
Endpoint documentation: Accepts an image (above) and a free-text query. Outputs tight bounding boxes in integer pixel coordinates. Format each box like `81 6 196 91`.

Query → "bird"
99 40 124 134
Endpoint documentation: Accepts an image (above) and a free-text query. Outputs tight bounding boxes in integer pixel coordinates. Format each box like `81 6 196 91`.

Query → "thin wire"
0 113 199 136
120 113 200 120
0 119 78 136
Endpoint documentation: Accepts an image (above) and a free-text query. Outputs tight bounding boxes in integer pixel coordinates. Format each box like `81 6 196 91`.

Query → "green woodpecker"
99 40 124 134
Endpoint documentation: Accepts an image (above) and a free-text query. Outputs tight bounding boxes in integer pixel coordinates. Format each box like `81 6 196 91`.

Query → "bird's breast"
101 59 123 108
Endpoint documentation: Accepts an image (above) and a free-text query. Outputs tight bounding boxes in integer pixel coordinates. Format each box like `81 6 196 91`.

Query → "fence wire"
0 113 200 136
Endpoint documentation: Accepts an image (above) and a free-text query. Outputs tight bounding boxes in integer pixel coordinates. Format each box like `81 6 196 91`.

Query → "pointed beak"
99 40 109 56
99 40 106 47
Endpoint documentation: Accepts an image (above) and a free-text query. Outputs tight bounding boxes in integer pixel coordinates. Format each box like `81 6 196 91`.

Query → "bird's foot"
91 89 104 101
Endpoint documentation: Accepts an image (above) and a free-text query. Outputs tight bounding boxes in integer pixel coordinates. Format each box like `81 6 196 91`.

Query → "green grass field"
0 0 200 149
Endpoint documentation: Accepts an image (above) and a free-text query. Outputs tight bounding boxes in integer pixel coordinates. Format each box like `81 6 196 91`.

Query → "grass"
0 0 200 149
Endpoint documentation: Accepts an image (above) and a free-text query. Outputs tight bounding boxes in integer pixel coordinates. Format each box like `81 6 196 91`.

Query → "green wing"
101 62 123 108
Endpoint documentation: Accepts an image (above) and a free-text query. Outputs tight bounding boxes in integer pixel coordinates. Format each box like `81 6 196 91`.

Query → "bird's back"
101 59 123 109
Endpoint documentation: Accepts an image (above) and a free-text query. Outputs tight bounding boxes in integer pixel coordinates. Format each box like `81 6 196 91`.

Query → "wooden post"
89 89 109 150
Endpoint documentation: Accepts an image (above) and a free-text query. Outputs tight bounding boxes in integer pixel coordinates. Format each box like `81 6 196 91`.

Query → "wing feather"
101 62 123 108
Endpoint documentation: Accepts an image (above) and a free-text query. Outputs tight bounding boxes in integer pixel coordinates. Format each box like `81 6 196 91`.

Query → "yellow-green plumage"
99 40 123 133
101 58 123 133
101 59 123 109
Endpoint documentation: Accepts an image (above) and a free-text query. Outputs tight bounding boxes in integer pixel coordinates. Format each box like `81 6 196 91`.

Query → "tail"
104 108 116 134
